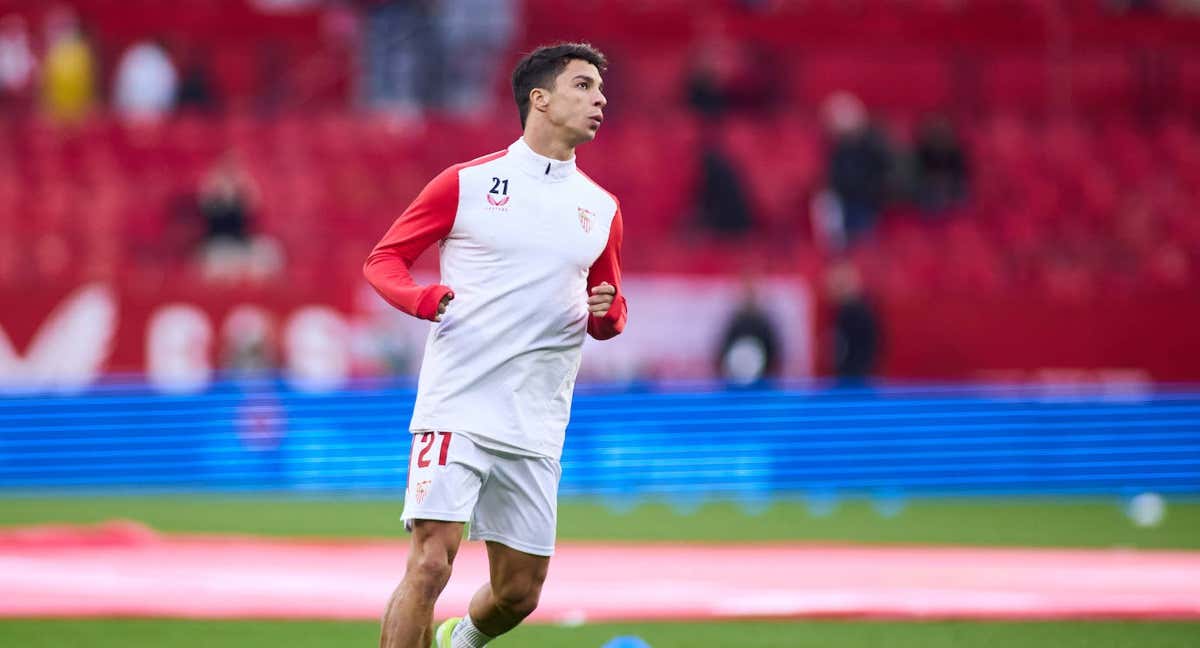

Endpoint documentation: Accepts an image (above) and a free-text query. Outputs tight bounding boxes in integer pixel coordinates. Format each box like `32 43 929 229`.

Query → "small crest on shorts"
414 479 432 504
578 207 594 233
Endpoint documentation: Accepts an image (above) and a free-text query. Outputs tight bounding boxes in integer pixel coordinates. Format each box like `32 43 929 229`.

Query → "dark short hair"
512 42 608 129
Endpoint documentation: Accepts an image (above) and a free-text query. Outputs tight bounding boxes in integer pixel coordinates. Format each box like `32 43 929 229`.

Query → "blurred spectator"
822 92 894 247
357 0 440 118
435 0 516 117
913 115 969 215
826 260 881 383
695 143 755 234
40 5 96 123
686 47 735 120
1104 0 1162 12
113 38 178 122
197 152 284 283
716 279 781 385
199 153 254 247
176 46 218 112
685 18 774 121
0 14 36 113
221 306 278 376
684 17 760 236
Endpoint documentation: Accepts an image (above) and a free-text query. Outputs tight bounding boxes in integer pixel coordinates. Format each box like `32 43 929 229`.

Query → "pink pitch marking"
1 523 1199 622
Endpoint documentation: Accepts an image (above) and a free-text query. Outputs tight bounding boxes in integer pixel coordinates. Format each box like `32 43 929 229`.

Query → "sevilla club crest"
577 207 594 233
414 479 432 504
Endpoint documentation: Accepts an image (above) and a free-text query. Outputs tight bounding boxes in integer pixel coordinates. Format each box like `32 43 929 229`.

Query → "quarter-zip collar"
509 137 576 182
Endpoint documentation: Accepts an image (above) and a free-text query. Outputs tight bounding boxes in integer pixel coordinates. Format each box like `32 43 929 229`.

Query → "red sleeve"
363 166 458 321
586 207 627 340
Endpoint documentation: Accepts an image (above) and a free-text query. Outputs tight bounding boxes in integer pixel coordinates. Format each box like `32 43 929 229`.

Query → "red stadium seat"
978 56 1051 119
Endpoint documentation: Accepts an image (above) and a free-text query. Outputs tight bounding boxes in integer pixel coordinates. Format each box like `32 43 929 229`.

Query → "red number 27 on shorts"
415 431 452 468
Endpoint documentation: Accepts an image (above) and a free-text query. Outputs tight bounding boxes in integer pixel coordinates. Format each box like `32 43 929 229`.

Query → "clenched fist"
435 292 454 321
588 282 615 318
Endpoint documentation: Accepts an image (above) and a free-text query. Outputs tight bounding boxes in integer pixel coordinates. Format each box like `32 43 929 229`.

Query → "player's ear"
530 87 550 115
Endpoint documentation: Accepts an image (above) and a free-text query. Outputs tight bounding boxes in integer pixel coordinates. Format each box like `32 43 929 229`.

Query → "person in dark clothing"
696 143 755 234
826 260 881 382
913 115 969 215
199 155 251 244
176 54 217 112
686 62 727 121
196 152 282 282
823 92 893 246
357 0 442 116
717 281 781 385
684 20 776 121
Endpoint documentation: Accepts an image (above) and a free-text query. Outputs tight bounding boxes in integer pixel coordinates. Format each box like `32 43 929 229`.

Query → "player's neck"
521 127 575 162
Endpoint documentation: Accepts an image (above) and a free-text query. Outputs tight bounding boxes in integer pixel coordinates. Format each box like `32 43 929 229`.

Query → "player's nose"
594 91 607 108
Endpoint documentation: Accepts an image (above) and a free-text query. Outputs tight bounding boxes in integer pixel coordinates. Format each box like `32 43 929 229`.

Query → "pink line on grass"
2 524 1198 622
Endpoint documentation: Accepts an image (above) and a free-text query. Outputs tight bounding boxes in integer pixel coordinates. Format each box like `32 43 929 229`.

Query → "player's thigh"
485 539 550 598
408 519 467 567
469 452 560 556
402 431 485 526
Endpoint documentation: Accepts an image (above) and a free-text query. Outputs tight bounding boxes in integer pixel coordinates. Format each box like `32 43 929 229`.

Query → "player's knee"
494 580 543 619
405 551 454 595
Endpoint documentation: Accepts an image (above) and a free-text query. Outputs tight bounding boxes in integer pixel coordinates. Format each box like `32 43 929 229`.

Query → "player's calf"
468 577 542 639
492 579 542 621
380 521 465 648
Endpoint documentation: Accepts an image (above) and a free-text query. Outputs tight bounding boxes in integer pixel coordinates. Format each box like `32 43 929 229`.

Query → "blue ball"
601 636 652 648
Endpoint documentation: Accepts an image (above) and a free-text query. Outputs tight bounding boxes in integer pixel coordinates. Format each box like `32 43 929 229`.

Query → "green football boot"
434 617 461 648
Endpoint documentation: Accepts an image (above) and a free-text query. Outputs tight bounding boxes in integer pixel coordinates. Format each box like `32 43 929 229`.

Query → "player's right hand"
435 292 454 321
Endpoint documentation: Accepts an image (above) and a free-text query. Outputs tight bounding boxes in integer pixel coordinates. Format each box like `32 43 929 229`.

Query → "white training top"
364 138 627 459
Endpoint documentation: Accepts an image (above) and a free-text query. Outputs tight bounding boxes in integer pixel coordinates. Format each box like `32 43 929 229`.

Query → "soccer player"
362 43 626 648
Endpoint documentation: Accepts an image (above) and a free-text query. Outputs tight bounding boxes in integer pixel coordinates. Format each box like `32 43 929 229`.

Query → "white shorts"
401 431 561 556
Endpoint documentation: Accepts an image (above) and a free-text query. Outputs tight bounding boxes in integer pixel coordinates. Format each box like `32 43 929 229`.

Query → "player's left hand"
588 282 615 318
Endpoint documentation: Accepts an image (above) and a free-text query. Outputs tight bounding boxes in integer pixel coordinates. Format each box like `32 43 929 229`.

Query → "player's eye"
577 82 588 89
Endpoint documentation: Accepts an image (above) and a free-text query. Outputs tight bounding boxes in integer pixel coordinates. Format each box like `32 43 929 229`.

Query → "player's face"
547 59 606 145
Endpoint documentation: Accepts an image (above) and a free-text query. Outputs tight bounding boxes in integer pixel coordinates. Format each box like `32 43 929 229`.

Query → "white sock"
451 615 493 648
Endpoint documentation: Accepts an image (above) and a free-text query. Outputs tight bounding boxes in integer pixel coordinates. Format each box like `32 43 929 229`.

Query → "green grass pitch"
1 619 1198 648
1 496 1198 647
